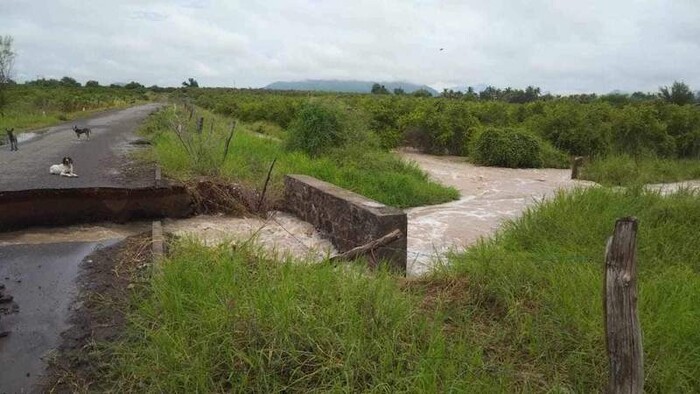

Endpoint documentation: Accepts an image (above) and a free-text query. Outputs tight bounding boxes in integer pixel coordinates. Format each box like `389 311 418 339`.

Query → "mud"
0 240 119 394
398 151 595 275
42 234 153 393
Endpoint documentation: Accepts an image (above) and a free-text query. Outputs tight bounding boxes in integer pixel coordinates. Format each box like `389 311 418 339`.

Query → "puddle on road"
398 151 595 275
0 240 120 393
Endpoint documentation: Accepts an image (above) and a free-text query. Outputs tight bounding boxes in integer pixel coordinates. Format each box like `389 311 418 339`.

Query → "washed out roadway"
0 104 162 393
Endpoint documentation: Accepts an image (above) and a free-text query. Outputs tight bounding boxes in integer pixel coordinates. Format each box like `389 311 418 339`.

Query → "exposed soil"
42 234 153 393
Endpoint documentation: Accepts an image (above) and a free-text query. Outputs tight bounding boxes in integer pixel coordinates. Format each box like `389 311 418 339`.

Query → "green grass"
581 154 700 186
110 243 496 392
106 187 700 392
443 186 700 392
141 105 458 208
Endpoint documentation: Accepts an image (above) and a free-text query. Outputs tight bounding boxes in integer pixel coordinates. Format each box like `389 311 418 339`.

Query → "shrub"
471 127 544 168
400 101 479 155
285 100 375 157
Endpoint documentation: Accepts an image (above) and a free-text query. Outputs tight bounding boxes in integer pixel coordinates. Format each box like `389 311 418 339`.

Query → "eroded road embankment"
398 151 595 274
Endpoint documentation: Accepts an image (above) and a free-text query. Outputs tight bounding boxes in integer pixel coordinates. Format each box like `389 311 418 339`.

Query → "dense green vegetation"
107 187 700 392
139 105 458 208
183 86 700 173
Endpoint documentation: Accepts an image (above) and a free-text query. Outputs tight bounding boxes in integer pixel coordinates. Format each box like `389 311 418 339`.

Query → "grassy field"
139 105 458 208
105 187 699 392
581 154 700 186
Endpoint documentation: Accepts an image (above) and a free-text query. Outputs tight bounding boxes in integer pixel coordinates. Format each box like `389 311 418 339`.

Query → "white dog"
49 156 79 177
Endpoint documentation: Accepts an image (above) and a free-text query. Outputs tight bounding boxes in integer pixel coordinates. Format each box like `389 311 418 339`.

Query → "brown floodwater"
398 151 595 275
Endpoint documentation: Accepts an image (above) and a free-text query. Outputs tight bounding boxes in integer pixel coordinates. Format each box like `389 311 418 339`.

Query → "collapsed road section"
0 186 194 232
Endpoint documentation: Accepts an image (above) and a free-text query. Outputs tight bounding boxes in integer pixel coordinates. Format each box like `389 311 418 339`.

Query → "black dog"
5 128 18 151
72 125 91 140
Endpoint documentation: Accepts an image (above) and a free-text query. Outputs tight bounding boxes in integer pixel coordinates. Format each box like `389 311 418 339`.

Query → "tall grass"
581 154 700 186
108 187 700 392
110 242 509 392
444 187 700 392
141 105 458 208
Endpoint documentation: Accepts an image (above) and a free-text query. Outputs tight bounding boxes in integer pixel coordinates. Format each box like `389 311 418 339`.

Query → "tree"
0 35 17 116
124 81 144 89
479 85 501 101
85 80 100 87
463 86 479 101
412 88 433 98
371 83 389 95
658 81 695 105
182 77 199 88
393 87 405 95
60 76 81 87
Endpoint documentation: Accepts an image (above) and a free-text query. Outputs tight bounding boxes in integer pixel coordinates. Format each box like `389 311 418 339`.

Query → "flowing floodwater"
162 212 336 260
0 213 335 261
398 151 595 275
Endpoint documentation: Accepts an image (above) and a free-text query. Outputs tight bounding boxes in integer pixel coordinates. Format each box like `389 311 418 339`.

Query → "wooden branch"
329 229 403 263
221 121 237 164
257 158 277 211
604 217 643 394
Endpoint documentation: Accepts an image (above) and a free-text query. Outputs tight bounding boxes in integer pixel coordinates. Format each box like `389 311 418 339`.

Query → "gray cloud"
2 0 699 93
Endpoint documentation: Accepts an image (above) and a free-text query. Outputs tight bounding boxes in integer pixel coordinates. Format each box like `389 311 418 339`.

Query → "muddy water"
163 212 336 261
399 151 595 275
646 180 700 195
0 213 336 261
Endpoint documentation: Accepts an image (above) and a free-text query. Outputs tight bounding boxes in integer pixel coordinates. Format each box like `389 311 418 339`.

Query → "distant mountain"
264 79 438 95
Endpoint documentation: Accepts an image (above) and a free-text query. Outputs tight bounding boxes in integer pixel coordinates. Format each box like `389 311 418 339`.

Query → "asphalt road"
0 104 163 192
0 240 119 394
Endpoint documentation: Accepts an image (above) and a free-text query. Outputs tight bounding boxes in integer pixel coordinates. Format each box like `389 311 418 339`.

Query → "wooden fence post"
571 156 584 179
604 217 643 394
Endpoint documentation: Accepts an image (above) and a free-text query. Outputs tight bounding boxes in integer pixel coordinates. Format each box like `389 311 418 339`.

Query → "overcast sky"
2 0 699 93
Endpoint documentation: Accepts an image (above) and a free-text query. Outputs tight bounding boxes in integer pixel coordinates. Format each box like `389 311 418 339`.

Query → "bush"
400 101 479 155
285 100 377 158
471 127 545 168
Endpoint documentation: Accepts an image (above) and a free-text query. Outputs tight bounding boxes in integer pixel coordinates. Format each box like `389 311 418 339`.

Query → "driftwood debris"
329 229 403 263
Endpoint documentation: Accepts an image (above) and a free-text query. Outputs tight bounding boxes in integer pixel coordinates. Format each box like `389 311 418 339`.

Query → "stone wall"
284 174 407 273
0 186 193 232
